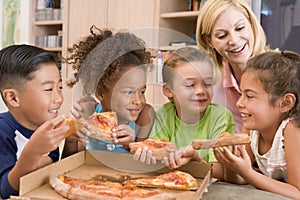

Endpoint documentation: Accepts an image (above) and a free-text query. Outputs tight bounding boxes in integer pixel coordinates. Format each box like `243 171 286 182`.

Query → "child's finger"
133 148 142 161
146 150 153 165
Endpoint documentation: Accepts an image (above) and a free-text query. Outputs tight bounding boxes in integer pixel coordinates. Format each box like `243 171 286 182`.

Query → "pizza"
129 138 177 160
56 117 85 138
49 174 175 200
192 132 250 150
87 111 118 141
124 170 199 191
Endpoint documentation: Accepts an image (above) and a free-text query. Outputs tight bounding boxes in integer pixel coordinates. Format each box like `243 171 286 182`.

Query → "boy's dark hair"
0 44 60 99
245 50 300 126
65 25 153 96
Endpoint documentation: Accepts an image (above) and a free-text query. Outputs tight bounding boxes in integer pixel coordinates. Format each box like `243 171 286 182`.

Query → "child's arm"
7 116 67 192
135 103 155 141
215 140 300 199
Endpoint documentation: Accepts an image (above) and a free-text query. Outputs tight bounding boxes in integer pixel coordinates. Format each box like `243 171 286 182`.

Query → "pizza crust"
192 132 250 150
56 117 86 138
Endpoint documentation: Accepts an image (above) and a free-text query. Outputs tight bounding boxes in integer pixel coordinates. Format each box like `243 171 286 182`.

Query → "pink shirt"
212 62 242 132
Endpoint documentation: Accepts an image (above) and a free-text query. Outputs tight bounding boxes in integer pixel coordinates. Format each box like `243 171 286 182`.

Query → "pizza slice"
192 132 250 150
87 111 118 141
129 138 177 160
124 170 199 191
56 117 86 138
49 174 176 200
50 174 123 200
121 184 175 200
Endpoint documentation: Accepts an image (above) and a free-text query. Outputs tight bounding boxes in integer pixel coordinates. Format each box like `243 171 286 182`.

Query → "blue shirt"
0 112 59 199
86 104 136 153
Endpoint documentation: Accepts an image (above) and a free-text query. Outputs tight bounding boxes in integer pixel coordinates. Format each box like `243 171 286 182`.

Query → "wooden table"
201 181 290 200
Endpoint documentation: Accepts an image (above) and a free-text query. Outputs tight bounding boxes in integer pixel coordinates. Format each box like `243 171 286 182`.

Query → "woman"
196 0 269 132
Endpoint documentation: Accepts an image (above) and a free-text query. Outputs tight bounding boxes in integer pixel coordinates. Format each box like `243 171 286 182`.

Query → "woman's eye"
185 84 194 88
45 88 53 91
236 26 245 32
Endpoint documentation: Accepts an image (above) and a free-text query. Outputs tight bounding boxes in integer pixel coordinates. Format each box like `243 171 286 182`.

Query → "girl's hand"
70 96 96 119
112 124 134 146
163 145 205 168
214 145 252 176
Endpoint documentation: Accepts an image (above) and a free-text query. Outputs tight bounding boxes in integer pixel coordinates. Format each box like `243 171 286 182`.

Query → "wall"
0 0 30 112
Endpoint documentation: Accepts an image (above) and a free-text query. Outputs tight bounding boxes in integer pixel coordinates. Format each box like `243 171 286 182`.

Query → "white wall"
0 0 30 112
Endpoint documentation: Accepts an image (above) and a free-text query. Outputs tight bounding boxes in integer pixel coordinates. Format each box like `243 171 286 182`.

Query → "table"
201 181 290 199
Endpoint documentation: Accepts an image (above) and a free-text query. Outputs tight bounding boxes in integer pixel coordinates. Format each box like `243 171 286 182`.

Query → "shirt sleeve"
149 104 172 140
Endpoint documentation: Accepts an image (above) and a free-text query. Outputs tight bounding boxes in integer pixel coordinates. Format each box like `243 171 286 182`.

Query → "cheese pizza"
56 117 85 138
124 171 199 191
49 174 175 200
87 111 118 141
192 132 250 150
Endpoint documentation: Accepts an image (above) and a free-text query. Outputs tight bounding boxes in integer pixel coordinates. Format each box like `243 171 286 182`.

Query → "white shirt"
250 118 290 182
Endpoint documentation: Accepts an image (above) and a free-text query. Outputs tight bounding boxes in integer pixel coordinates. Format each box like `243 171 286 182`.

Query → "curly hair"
64 25 153 97
245 50 300 126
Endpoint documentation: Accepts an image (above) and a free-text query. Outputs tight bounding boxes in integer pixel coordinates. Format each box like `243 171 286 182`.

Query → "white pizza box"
10 150 211 200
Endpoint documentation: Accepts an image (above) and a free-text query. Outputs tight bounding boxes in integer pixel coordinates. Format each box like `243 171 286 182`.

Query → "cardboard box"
11 150 211 200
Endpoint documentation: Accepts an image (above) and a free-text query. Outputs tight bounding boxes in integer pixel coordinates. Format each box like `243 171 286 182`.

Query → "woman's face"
209 7 254 70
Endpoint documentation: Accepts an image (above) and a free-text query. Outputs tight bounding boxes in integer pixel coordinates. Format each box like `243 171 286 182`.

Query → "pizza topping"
87 111 118 141
50 174 176 200
124 171 199 191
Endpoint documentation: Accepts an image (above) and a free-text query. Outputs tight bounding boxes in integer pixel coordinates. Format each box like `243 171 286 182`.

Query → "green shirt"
149 102 235 162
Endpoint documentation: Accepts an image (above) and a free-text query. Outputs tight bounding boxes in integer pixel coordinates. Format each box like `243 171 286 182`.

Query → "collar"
222 61 241 93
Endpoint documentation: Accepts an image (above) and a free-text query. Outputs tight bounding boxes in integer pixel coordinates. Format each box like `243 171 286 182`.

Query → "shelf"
34 20 63 26
43 47 62 52
161 11 199 20
159 45 199 51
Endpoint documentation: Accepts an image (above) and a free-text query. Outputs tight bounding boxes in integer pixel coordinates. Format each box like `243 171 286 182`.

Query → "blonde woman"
197 0 269 132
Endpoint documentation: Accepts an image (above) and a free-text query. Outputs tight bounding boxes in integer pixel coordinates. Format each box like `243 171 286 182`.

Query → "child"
66 27 155 155
133 47 235 180
0 44 69 198
213 50 300 199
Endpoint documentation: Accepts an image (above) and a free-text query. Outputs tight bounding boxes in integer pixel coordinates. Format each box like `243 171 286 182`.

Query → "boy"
0 44 69 198
133 47 235 179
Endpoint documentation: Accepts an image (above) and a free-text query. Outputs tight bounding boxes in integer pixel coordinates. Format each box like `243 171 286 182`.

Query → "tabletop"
201 181 290 200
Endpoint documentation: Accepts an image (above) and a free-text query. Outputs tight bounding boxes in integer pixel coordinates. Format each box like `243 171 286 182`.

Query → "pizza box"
10 150 211 200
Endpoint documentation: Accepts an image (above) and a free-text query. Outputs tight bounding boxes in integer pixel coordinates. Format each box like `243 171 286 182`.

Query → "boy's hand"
27 115 67 157
163 145 205 168
132 146 157 165
112 124 134 146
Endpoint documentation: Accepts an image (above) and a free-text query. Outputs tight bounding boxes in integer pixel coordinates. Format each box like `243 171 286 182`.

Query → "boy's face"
14 63 63 130
164 62 213 123
101 67 147 124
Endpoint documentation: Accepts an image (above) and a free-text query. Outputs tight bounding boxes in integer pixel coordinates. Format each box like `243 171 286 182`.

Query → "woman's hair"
196 0 267 70
162 46 217 88
65 25 152 95
245 50 300 126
